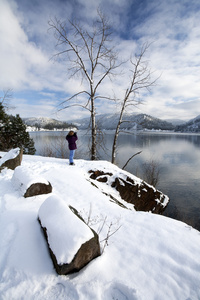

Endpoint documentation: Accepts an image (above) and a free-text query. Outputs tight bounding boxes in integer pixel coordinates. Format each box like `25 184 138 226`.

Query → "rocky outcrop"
38 196 101 275
89 170 169 214
0 148 23 172
12 166 52 198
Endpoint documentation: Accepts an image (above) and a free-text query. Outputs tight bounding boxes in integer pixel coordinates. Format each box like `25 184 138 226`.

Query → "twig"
122 151 142 170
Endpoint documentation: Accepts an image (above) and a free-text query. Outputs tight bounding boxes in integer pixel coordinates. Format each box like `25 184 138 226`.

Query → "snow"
0 147 20 165
12 166 50 196
38 195 94 264
0 152 200 300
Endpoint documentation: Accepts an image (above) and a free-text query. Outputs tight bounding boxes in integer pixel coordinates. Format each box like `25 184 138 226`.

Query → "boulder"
111 176 168 214
24 182 52 198
89 169 169 214
12 166 52 198
0 148 23 172
38 195 101 275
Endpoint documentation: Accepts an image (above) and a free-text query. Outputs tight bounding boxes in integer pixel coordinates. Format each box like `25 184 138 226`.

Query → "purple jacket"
66 133 78 150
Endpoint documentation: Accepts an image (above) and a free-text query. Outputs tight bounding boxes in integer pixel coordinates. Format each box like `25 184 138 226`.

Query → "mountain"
164 118 186 126
23 117 63 127
71 113 175 131
23 114 200 132
175 115 200 133
23 117 77 130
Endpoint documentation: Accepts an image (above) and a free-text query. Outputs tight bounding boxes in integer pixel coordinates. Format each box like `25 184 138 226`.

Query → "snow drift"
0 152 200 300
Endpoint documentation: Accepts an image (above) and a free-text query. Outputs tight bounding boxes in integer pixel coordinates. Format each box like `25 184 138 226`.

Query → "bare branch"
49 11 120 160
58 101 91 112
58 90 90 107
122 151 142 170
0 88 15 111
112 42 159 164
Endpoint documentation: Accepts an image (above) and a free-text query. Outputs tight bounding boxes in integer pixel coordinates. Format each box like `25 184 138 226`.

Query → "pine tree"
0 103 10 150
0 104 36 154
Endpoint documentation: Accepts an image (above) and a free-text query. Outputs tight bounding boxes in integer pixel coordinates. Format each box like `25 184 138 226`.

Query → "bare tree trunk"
91 94 96 160
111 101 126 164
111 43 157 165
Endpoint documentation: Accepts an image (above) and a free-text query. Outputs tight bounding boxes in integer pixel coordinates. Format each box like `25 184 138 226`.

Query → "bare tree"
111 43 157 164
142 159 161 187
0 88 14 111
49 10 119 160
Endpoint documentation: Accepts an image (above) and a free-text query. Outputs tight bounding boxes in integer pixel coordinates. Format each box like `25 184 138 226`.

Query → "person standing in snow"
66 131 78 165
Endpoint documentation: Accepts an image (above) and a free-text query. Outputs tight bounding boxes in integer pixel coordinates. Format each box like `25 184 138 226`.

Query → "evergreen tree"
0 104 36 154
0 103 10 150
9 115 36 154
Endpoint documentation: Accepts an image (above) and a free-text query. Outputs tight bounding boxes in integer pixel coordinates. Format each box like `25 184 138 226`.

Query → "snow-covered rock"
12 166 52 197
38 195 101 275
0 147 23 172
89 169 169 213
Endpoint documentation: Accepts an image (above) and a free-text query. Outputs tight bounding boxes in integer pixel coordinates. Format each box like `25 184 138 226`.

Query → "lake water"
30 131 200 231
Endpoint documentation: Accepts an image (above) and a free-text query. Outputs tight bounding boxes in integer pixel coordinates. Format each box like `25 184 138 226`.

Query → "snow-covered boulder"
0 148 23 172
12 166 52 197
38 195 101 275
89 169 169 214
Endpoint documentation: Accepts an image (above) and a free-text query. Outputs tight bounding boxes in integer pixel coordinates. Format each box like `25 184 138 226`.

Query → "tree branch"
122 151 142 170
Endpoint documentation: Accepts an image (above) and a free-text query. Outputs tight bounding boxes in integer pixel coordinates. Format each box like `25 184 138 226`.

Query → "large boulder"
0 148 23 172
38 195 101 275
12 166 52 198
89 169 169 214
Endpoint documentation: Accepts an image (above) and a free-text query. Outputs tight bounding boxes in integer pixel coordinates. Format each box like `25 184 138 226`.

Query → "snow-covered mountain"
175 115 200 133
23 114 200 132
71 113 175 131
164 118 186 126
23 117 77 130
23 117 66 127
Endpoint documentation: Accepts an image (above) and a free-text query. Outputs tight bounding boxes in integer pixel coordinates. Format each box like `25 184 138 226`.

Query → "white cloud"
1 0 200 121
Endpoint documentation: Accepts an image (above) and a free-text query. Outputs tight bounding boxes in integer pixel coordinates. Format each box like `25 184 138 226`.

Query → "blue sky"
1 0 200 121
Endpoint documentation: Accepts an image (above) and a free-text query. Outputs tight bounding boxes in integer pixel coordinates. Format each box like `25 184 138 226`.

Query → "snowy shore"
0 153 200 299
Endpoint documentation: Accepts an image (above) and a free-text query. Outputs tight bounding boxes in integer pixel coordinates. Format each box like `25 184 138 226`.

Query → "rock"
0 148 23 172
89 170 113 182
89 169 169 214
111 176 168 214
24 182 52 198
38 195 101 275
12 166 52 198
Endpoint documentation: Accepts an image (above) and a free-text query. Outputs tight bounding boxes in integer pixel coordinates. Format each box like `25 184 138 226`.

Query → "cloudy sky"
1 0 200 122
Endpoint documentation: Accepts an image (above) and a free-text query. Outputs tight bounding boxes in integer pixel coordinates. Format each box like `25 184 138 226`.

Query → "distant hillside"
175 115 200 133
23 117 77 130
23 114 200 132
164 119 186 126
72 113 175 131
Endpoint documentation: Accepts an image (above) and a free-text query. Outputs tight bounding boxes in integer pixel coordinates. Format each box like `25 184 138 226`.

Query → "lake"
30 130 200 231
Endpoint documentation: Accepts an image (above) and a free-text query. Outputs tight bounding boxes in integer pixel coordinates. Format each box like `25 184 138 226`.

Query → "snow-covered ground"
0 152 200 300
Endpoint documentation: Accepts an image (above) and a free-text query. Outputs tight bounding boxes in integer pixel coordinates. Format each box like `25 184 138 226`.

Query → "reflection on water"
30 131 200 231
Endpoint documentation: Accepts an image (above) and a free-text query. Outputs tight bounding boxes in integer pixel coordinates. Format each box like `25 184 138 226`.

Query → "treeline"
31 122 77 131
43 122 77 130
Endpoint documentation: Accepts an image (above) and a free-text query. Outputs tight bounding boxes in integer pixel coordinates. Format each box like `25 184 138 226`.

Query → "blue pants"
69 150 75 163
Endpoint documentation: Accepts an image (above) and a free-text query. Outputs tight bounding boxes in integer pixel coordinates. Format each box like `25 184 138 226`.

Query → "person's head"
69 130 74 136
